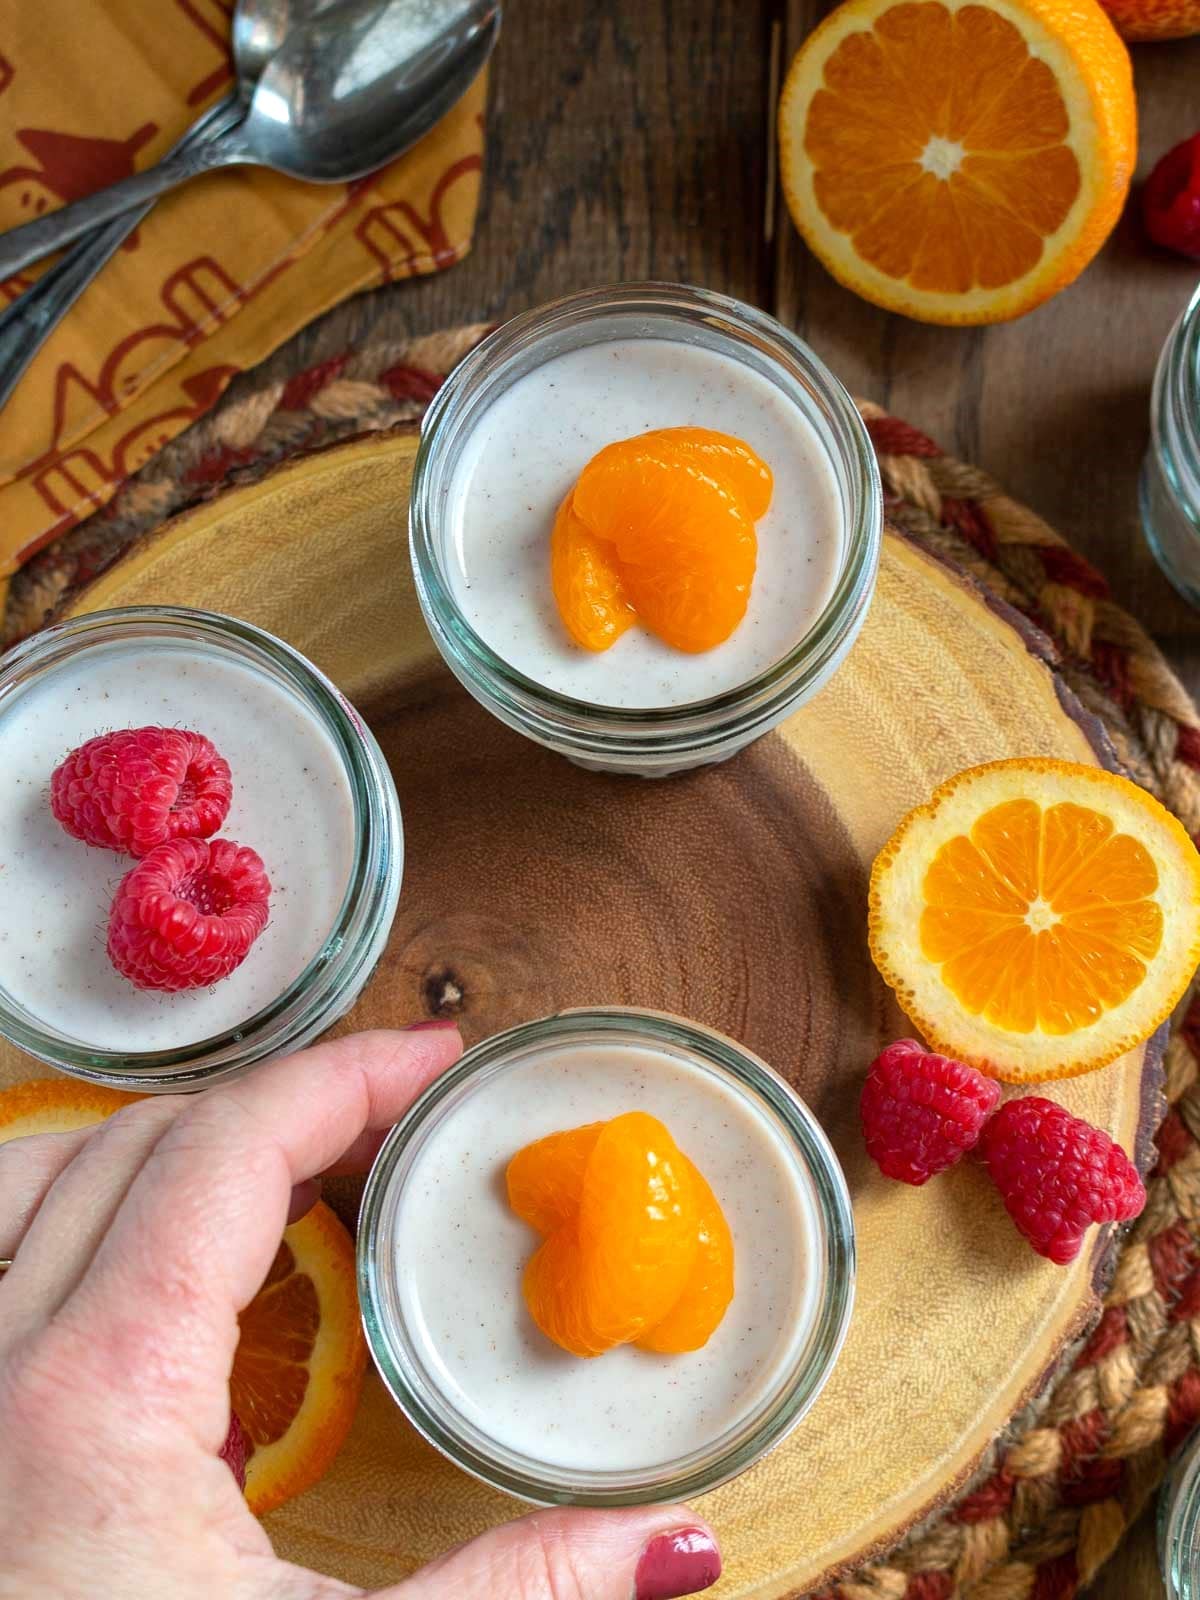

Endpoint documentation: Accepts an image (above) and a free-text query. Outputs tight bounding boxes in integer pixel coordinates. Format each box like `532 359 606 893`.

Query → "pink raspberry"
861 1039 1000 1185
51 726 232 857
107 837 270 992
979 1097 1146 1264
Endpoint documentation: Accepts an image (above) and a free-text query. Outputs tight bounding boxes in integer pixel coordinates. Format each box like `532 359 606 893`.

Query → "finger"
0 1125 94 1258
0 1096 181 1336
377 1508 721 1600
61 1026 461 1422
0 1116 325 1341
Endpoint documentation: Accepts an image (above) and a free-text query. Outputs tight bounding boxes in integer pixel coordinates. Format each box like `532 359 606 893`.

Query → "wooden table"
387 5 1200 1592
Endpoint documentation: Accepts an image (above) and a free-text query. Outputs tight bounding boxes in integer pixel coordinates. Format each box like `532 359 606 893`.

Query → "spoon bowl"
247 0 499 180
0 0 500 279
0 0 359 413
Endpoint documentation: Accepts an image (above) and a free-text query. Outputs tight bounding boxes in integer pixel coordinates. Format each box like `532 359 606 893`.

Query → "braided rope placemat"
6 321 1200 1600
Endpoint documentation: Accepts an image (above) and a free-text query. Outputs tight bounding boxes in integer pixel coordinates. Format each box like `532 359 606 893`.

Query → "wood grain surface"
361 14 1197 1589
4 428 1159 1596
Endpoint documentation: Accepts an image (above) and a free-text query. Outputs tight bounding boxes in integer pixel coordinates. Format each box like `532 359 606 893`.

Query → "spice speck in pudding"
444 339 844 708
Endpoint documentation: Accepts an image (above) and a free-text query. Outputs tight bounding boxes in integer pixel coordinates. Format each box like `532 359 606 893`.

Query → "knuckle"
515 1519 590 1600
0 1130 69 1194
102 1096 179 1145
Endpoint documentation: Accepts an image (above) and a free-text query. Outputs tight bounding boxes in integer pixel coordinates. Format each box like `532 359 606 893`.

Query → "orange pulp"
551 427 773 654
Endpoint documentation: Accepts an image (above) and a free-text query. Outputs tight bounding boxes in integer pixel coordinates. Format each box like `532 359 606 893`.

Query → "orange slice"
231 1200 366 1515
508 1113 734 1357
552 427 770 655
0 1077 139 1134
778 0 1136 325
0 1079 365 1515
869 759 1200 1081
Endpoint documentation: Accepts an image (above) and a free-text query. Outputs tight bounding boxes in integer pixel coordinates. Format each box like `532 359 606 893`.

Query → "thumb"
377 1506 721 1600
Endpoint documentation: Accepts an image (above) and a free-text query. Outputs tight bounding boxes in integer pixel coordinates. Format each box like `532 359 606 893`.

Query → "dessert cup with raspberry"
358 1008 854 1505
0 607 402 1091
409 283 882 776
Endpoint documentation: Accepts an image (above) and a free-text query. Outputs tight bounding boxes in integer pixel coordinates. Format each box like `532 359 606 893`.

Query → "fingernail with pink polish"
404 1018 460 1031
635 1527 721 1600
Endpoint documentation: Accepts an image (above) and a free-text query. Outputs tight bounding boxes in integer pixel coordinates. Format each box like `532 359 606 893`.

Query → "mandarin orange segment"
576 1112 699 1347
620 544 753 656
550 496 636 653
522 1224 608 1358
506 1121 604 1236
870 758 1200 1082
779 0 1136 325
573 437 756 574
510 1112 735 1358
639 427 775 520
551 428 769 655
635 1161 735 1354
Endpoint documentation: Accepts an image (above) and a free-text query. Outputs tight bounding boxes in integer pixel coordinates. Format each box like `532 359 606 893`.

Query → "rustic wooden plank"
774 5 1200 643
397 0 778 327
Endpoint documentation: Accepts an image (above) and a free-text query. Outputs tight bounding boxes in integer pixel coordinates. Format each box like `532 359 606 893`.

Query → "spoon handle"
0 94 246 417
0 119 255 280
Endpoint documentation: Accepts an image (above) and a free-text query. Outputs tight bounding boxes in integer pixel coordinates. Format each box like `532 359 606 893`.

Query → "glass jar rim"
357 1006 856 1506
1149 280 1200 544
408 282 882 753
1175 280 1200 447
1161 1427 1200 1597
0 606 402 1090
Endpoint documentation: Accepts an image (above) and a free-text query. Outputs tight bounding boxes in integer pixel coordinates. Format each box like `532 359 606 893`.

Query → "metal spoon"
0 0 499 281
0 0 349 414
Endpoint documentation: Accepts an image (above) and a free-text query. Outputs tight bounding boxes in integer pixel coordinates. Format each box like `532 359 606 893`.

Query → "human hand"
0 1027 722 1600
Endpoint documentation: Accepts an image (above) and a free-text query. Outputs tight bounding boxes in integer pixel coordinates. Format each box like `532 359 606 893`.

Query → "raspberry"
51 726 232 857
107 837 270 992
1143 133 1200 262
219 1412 248 1492
979 1097 1146 1264
861 1039 1000 1185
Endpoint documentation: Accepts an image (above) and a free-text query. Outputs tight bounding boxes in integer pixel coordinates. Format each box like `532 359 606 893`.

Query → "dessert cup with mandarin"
357 1007 855 1505
409 282 882 776
0 606 402 1091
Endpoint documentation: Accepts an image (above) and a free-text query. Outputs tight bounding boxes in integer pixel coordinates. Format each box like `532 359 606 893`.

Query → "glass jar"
0 607 403 1092
409 282 882 776
1161 1429 1200 1598
358 1007 856 1506
1141 279 1200 606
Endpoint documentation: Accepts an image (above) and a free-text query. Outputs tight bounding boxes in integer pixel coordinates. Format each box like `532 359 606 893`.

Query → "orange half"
779 0 1136 325
869 759 1200 1081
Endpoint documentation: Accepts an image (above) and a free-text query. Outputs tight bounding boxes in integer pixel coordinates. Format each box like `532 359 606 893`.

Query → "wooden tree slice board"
0 428 1161 1597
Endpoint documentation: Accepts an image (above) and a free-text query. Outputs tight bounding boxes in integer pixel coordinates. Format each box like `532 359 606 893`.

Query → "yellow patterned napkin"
0 0 486 606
